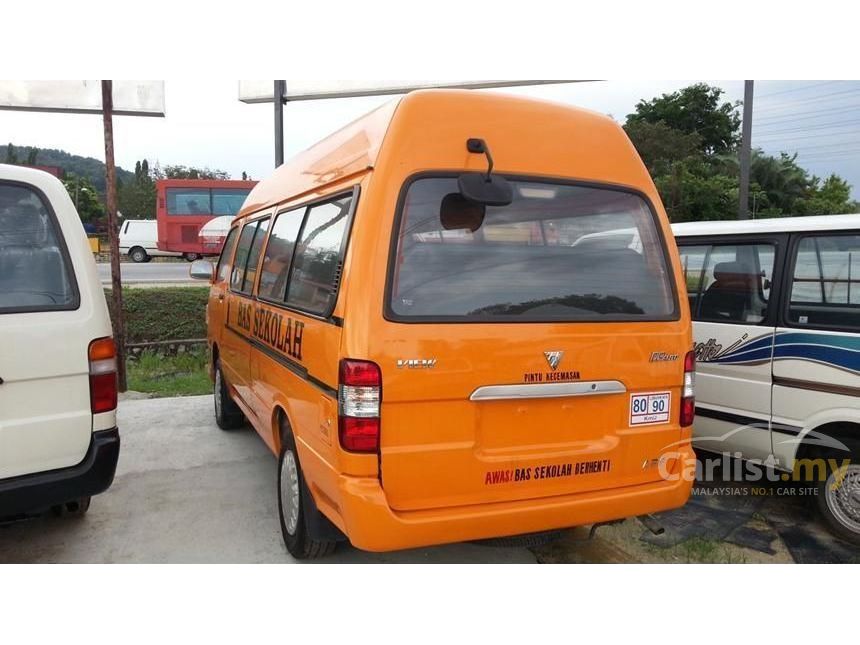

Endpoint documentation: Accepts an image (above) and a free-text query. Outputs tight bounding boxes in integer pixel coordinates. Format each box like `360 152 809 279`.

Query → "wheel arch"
794 421 860 464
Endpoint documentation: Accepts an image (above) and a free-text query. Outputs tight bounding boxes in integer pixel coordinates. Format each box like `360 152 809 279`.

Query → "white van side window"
789 234 860 331
0 183 77 313
679 242 775 324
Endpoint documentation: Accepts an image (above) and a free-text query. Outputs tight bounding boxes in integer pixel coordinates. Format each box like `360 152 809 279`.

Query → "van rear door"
376 177 688 511
0 179 95 480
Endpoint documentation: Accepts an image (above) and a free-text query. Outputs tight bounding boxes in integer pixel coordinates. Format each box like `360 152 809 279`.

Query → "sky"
2 80 859 199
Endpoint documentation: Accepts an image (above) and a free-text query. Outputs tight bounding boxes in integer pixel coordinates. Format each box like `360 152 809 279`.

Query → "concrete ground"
0 396 534 564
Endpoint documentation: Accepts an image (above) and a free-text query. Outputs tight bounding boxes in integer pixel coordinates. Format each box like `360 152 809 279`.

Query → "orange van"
192 89 695 558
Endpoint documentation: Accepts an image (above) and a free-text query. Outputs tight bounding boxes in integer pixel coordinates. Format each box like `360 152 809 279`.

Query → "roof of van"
238 89 639 218
672 213 859 237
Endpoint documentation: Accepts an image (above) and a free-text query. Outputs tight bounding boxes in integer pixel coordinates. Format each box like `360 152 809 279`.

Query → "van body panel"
329 447 695 552
0 165 114 481
372 322 688 511
216 90 693 551
341 91 689 512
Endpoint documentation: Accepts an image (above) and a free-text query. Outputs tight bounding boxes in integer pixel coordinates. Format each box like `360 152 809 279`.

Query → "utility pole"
738 80 754 220
274 80 286 167
101 80 127 391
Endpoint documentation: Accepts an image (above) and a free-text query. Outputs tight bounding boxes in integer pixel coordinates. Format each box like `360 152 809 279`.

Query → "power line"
754 103 860 125
756 129 860 142
755 118 860 137
793 150 860 161
753 87 860 114
760 139 860 152
754 81 841 99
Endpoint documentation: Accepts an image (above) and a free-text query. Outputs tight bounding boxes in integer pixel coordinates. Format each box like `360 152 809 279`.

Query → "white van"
0 164 120 519
673 214 860 543
119 219 187 263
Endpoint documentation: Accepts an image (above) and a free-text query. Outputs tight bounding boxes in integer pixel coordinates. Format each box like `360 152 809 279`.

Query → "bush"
106 287 209 344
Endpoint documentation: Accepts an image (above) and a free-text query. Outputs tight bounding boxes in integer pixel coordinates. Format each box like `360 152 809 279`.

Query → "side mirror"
189 259 215 283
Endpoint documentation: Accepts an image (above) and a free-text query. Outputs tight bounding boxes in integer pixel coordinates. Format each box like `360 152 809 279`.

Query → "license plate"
630 392 671 426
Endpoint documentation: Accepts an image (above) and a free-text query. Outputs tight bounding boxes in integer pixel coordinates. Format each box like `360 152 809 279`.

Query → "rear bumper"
0 429 120 517
333 446 694 552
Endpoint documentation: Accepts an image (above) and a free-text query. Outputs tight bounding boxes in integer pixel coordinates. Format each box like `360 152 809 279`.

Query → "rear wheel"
214 360 244 430
816 459 860 546
278 430 337 560
51 496 91 518
129 246 148 263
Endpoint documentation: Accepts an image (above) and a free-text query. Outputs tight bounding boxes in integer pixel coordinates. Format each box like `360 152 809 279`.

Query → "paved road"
97 261 197 285
0 395 534 563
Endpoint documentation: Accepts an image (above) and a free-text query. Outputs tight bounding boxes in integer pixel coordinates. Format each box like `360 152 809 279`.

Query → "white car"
0 164 120 519
674 214 860 544
119 218 192 263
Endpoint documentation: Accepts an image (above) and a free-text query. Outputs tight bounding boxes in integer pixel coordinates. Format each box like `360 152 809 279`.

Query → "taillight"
680 350 695 427
89 337 118 414
338 359 381 453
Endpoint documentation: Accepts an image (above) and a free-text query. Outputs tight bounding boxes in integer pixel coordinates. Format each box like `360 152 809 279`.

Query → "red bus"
155 179 256 258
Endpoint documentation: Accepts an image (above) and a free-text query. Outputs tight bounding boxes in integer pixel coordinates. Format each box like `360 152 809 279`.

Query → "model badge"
544 351 564 371
397 359 437 369
649 352 679 362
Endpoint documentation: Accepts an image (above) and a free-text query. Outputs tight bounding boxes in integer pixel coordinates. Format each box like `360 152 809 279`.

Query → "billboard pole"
738 80 754 220
101 80 128 391
274 80 285 167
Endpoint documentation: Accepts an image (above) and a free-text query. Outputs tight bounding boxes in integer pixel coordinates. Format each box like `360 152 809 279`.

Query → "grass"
106 287 210 344
127 349 211 397
646 537 749 564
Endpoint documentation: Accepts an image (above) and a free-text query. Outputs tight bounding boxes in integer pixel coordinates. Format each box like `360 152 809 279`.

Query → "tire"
278 430 337 560
183 253 200 262
815 457 860 546
129 246 148 263
213 359 244 430
51 496 91 518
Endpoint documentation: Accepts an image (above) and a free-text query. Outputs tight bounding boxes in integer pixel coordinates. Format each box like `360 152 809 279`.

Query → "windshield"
388 177 676 322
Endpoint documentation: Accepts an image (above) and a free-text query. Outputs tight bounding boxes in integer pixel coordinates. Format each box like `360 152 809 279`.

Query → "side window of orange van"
241 218 270 293
257 207 304 301
286 195 353 315
230 221 259 293
216 227 239 283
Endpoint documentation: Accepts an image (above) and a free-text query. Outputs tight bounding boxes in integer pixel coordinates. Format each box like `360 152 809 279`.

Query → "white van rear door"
678 240 779 462
0 177 95 480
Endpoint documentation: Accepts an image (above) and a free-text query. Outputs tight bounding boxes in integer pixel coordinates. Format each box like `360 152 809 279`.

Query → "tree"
626 83 741 155
796 174 859 216
623 120 703 176
64 174 105 222
625 83 857 221
5 143 18 164
654 159 738 223
118 157 156 219
155 164 229 180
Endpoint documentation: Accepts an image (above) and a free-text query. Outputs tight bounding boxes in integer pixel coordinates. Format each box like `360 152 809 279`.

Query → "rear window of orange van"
387 177 677 322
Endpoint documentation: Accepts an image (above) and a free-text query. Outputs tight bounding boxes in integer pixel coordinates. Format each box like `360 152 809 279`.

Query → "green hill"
3 144 133 192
